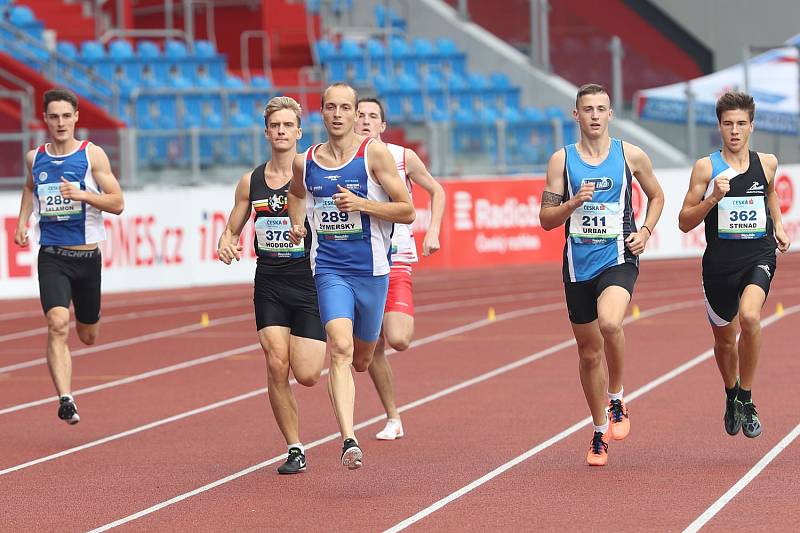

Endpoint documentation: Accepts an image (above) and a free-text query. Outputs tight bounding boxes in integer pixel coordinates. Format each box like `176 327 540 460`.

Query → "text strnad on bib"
255 216 305 257
312 197 363 240
569 201 621 244
717 196 767 240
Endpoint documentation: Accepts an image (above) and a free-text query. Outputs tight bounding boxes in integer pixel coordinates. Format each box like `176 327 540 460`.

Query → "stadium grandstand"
4 2 800 530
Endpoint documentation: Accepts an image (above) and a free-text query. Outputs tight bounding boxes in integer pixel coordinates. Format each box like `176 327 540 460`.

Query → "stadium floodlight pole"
610 35 624 115
458 0 469 21
165 0 174 32
529 0 537 66
685 81 697 159
538 0 551 72
184 0 194 52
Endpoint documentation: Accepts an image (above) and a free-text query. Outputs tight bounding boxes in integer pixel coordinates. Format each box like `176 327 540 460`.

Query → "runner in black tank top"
679 91 791 441
217 97 326 475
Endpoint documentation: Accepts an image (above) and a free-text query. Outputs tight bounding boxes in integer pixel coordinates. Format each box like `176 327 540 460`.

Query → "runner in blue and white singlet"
14 88 124 426
31 140 106 246
287 82 415 469
540 84 664 466
302 136 394 278
562 138 638 283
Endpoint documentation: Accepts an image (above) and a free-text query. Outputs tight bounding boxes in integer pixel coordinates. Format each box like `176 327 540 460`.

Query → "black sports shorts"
253 266 326 341
38 246 102 324
564 262 639 324
703 258 776 326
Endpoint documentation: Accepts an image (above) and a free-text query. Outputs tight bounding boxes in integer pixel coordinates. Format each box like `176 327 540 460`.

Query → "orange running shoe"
586 431 609 466
608 399 630 440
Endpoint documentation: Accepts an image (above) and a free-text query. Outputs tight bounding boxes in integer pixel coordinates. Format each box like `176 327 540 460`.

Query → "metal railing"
0 20 121 116
125 114 570 184
240 30 273 83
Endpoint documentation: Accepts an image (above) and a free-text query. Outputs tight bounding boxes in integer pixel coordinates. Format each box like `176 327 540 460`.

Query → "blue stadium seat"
305 0 321 14
365 38 388 76
9 5 34 25
338 39 367 82
315 38 337 63
136 40 160 58
109 40 134 59
250 75 272 88
80 40 105 59
194 40 216 57
57 41 78 60
165 40 187 58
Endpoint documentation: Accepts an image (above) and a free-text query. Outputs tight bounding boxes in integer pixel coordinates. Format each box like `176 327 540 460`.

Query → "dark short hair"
43 88 78 112
357 97 386 122
716 91 755 122
575 83 610 108
321 82 358 108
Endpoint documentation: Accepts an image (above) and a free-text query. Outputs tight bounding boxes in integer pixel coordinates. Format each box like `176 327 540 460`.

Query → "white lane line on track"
682 421 800 533
0 301 566 416
75 300 696 531
0 313 251 374
383 305 800 533
0 287 251 322
0 300 249 344
0 300 572 471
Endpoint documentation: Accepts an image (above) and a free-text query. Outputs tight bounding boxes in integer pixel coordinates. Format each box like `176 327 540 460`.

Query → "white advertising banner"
0 186 260 299
1 166 798 299
634 164 799 260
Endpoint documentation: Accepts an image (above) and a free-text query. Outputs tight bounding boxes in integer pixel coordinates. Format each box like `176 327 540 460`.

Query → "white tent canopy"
635 35 800 134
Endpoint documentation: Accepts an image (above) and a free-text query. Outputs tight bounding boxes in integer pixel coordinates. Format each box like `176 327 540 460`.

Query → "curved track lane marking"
75 300 697 531
383 305 800 532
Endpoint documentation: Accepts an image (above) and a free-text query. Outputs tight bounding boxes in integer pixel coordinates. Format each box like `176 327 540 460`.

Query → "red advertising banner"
411 176 564 270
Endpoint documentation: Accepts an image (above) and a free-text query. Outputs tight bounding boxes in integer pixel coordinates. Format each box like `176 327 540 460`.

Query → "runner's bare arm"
63 144 124 215
761 153 791 252
288 154 308 244
678 157 718 232
405 148 445 255
334 141 414 224
539 149 592 230
624 143 664 255
218 172 252 264
14 150 36 247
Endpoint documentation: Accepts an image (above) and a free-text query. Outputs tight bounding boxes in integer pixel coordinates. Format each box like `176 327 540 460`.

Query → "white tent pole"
743 46 750 95
686 81 696 159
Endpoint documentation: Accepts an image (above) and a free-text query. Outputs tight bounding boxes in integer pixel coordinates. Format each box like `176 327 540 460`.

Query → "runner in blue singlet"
539 83 664 466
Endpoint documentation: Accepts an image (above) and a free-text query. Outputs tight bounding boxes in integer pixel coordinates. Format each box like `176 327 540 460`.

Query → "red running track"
1 256 799 532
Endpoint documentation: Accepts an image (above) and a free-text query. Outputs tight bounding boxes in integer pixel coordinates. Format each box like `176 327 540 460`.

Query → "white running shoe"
375 419 404 440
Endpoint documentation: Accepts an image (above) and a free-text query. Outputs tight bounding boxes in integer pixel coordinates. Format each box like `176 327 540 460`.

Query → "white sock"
288 443 304 454
608 387 624 402
593 422 609 435
387 418 401 425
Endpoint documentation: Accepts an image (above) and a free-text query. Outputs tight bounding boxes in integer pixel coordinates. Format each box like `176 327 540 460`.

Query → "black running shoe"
724 390 742 436
277 447 306 474
741 401 762 438
58 396 80 425
341 438 363 470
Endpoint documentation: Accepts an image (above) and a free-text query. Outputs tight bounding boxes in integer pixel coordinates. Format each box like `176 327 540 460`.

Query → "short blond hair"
264 96 302 127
